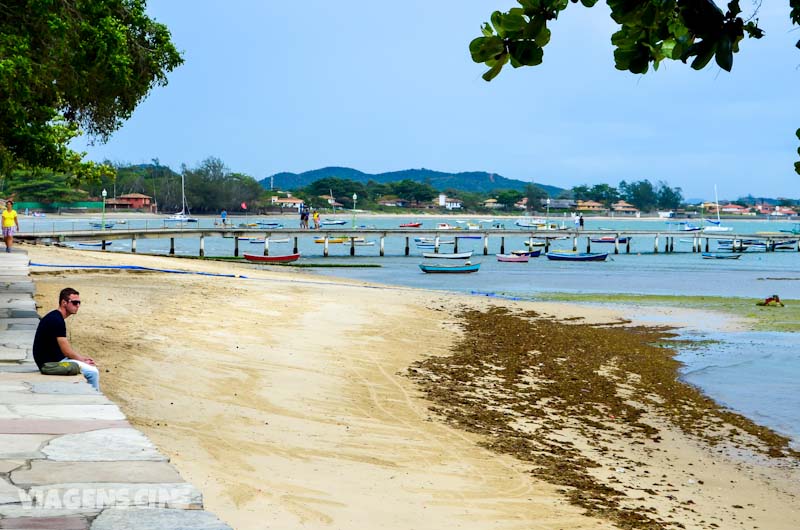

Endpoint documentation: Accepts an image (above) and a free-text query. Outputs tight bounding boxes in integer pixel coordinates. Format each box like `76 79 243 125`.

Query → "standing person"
3 199 19 252
220 209 227 226
32 288 100 390
573 215 580 230
312 210 320 229
579 214 585 230
2 200 20 253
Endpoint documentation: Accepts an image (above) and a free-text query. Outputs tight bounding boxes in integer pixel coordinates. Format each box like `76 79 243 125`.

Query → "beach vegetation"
470 1 800 174
0 0 183 179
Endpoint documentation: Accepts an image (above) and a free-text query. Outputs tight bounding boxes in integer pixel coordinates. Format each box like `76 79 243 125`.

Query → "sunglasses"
67 300 81 306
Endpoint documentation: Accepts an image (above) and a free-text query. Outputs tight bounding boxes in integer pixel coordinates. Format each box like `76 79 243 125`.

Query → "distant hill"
260 167 563 196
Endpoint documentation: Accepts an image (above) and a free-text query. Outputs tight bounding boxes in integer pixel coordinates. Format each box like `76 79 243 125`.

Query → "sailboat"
165 173 198 223
703 185 732 232
320 189 346 226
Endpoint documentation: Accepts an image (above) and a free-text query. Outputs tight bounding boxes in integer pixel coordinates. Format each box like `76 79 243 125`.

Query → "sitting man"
33 288 100 390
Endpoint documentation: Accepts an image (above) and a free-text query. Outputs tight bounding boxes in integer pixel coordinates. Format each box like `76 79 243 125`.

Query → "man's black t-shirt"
32 310 67 369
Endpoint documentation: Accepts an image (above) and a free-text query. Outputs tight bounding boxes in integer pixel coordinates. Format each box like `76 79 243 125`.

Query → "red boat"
243 252 300 263
399 222 422 228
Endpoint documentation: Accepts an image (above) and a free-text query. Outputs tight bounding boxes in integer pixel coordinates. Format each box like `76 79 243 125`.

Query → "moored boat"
589 236 631 244
419 262 480 274
421 251 473 259
399 222 422 228
546 251 608 262
496 253 529 263
243 252 301 263
511 249 542 257
702 253 742 260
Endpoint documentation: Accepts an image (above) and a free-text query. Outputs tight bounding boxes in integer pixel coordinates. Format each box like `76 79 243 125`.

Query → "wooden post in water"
572 235 577 251
405 237 409 256
323 236 329 257
101 240 107 251
626 237 631 254
263 237 270 257
350 237 355 256
454 237 459 253
705 238 710 252
234 236 239 257
169 237 175 255
198 235 203 257
654 234 659 254
500 237 505 254
434 235 440 253
545 238 550 252
293 237 298 254
131 234 137 254
614 235 619 255
380 236 385 257
483 236 489 255
668 236 673 253
586 237 590 253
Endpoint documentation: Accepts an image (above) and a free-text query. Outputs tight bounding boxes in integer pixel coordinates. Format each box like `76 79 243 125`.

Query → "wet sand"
26 244 800 529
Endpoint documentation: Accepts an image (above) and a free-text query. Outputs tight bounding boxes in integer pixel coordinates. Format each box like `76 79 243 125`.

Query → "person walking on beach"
2 200 20 252
32 288 100 390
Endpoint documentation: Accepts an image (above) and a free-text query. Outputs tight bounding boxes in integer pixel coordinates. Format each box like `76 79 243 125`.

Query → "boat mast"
714 184 721 223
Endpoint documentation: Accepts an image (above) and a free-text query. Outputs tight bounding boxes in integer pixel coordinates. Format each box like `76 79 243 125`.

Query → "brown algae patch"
408 306 798 529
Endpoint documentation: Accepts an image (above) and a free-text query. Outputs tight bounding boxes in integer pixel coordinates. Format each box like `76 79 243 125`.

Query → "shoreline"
25 245 800 529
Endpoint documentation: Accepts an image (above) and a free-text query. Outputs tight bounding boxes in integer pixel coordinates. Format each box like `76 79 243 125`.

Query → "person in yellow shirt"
2 200 20 253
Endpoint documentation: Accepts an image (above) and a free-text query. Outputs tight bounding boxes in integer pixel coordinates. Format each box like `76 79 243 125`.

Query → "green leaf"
580 0 599 6
469 36 505 63
795 161 800 176
690 41 716 70
535 27 551 47
715 34 733 71
509 40 544 66
480 22 494 37
796 128 800 140
482 52 509 81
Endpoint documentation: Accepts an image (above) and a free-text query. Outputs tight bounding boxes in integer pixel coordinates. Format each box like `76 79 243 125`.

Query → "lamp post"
101 189 108 229
545 198 550 230
352 193 358 228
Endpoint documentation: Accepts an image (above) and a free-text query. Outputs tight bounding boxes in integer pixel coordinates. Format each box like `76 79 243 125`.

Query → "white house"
438 193 462 210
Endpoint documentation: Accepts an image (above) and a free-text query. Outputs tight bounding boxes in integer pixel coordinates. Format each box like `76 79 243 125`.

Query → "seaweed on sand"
407 306 798 530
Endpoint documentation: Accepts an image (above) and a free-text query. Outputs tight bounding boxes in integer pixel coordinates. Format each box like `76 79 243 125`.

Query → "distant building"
483 198 501 209
271 196 305 208
438 193 462 210
575 200 607 213
377 196 409 207
720 203 752 215
105 193 156 212
611 200 638 215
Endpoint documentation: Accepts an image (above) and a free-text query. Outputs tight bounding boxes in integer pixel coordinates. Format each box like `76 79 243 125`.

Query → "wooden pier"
17 228 800 257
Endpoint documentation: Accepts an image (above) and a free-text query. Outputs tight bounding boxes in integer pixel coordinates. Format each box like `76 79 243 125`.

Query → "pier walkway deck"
0 251 232 529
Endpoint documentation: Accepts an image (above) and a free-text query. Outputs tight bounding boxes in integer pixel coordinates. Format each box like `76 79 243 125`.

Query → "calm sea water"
22 214 800 446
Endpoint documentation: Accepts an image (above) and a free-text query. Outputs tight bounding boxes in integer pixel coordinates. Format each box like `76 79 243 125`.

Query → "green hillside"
260 167 563 196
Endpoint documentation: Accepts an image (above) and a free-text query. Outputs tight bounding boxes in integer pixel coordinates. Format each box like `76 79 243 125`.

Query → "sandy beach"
24 244 800 530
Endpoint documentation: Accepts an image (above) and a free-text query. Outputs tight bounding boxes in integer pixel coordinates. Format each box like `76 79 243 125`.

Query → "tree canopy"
470 0 800 174
0 0 183 178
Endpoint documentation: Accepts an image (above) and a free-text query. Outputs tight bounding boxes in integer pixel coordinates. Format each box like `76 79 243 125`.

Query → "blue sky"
73 1 799 200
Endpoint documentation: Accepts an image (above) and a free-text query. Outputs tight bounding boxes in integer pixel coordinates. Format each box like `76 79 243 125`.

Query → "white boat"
515 217 546 228
165 173 198 223
658 210 675 219
421 251 473 259
703 185 733 232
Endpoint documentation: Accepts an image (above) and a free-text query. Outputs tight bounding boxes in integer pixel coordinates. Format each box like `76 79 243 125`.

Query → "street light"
352 193 358 228
101 189 108 229
545 198 550 230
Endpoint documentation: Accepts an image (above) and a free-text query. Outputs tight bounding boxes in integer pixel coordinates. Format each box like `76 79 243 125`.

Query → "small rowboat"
590 236 631 244
419 262 480 274
320 219 347 226
243 252 300 263
523 240 546 247
422 251 473 259
314 237 365 244
255 222 283 228
399 222 422 228
248 237 291 244
511 249 542 258
496 254 529 263
546 252 608 262
702 252 742 260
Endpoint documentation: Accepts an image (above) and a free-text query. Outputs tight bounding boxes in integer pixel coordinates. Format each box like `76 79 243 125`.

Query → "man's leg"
61 358 100 391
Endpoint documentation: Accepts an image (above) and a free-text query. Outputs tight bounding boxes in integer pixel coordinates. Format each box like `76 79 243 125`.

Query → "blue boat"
419 262 480 273
546 252 608 262
702 253 742 260
255 222 284 228
510 249 542 257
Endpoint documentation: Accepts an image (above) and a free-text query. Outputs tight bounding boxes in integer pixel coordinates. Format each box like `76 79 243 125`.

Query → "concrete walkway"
1 251 232 529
